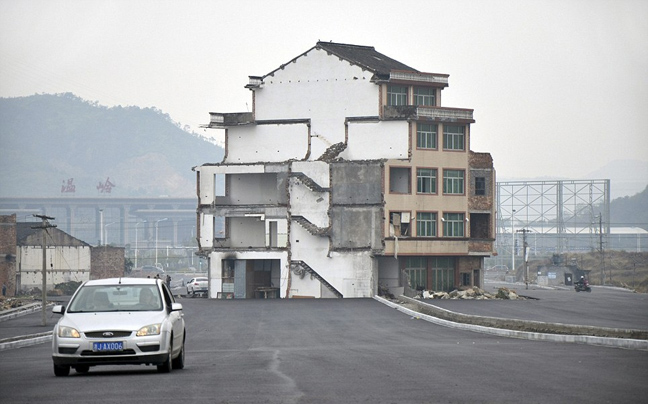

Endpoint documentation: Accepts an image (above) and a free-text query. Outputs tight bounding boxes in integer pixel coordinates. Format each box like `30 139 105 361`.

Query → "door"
234 260 247 298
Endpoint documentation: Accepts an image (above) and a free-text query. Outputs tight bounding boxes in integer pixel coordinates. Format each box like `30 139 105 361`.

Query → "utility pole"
517 228 531 289
598 213 605 285
32 214 56 326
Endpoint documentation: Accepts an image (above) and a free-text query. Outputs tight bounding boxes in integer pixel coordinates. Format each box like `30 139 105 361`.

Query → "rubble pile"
419 286 525 300
0 296 37 312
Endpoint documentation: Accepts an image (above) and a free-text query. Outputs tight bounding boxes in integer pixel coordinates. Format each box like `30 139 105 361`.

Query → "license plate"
93 341 124 352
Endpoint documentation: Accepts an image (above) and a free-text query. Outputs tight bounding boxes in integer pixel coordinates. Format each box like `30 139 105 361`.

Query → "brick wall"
90 246 125 279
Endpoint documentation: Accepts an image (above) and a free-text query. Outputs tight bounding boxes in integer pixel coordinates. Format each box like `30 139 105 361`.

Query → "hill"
610 185 648 230
0 93 223 197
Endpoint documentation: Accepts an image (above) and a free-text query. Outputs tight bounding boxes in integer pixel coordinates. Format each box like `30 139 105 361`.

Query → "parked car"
186 277 208 297
51 277 185 376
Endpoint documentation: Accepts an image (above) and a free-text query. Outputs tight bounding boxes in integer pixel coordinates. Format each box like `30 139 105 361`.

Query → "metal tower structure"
496 180 610 258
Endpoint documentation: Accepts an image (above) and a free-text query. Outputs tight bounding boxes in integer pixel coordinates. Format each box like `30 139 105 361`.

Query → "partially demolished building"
195 41 495 298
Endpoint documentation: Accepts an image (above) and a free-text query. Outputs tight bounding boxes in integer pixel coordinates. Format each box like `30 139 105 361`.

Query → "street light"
511 209 516 273
135 220 147 269
155 218 168 268
104 222 116 246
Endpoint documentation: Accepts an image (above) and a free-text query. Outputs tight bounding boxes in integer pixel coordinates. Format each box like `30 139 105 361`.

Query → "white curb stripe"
374 296 648 351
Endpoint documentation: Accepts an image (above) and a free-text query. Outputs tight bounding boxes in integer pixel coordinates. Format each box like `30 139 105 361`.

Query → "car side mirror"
52 305 65 315
171 303 183 312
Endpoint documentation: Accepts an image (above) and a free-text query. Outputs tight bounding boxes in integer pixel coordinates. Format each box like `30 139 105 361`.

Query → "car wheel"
75 365 90 374
172 337 185 370
157 338 173 373
54 364 70 377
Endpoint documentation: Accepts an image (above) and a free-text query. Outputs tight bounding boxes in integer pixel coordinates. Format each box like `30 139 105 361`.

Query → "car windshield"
67 285 163 313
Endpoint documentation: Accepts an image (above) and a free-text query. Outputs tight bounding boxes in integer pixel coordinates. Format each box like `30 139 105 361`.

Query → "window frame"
416 122 438 150
387 85 408 106
443 169 465 195
475 176 486 196
416 211 437 237
413 87 436 106
442 212 465 237
443 125 465 151
416 167 437 194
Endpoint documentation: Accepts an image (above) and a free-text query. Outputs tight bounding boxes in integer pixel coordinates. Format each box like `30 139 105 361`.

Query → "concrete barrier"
374 295 648 351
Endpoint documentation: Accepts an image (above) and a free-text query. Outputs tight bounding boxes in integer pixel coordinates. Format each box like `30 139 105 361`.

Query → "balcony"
383 105 474 123
206 112 255 128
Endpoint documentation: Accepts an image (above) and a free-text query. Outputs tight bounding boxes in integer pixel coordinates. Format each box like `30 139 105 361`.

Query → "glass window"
429 257 455 292
416 123 437 149
413 87 436 106
444 125 465 150
475 177 486 195
443 170 464 194
405 257 427 289
387 85 408 106
416 212 437 237
417 168 437 194
443 213 465 237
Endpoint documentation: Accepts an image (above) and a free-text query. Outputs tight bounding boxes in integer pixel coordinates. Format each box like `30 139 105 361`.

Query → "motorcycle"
574 280 592 292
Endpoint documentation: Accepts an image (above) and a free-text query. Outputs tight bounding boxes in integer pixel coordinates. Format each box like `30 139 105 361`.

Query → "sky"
1 0 647 181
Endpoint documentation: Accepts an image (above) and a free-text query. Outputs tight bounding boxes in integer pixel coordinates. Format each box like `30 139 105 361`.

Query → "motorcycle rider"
576 276 585 287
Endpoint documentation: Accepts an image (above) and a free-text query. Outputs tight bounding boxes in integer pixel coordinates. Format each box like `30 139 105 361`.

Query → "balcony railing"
383 105 474 122
390 71 449 86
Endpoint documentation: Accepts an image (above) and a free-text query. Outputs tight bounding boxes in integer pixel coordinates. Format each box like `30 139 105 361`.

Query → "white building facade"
15 223 91 292
196 42 495 298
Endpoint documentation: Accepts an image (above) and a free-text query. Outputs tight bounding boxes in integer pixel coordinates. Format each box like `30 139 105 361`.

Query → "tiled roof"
315 41 418 76
16 223 41 243
263 41 418 80
15 222 90 247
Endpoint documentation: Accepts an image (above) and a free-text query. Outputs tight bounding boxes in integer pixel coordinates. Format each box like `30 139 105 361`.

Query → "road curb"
0 332 52 351
0 302 49 322
374 295 648 351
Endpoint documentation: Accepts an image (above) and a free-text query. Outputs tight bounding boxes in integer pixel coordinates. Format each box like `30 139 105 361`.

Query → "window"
413 87 436 106
475 177 486 195
417 168 437 194
429 257 455 292
389 167 411 194
443 170 464 194
443 125 465 150
387 85 408 106
443 213 465 237
416 212 437 237
404 257 455 292
416 123 437 149
405 257 426 289
461 272 471 286
390 212 410 237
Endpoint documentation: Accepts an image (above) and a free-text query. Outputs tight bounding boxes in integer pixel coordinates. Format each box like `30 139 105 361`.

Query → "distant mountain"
584 160 648 199
610 185 648 230
0 93 223 197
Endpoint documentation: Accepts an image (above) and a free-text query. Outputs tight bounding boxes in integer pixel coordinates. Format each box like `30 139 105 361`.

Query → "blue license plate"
93 341 123 352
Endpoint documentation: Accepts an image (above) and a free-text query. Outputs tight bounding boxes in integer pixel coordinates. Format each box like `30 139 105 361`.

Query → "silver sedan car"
51 277 185 376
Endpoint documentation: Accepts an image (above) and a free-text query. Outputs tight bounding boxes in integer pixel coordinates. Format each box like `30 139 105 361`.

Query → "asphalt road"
429 282 648 330
1 296 647 404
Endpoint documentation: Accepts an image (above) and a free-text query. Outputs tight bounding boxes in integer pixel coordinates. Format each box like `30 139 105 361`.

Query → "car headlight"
58 326 80 338
136 324 161 336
